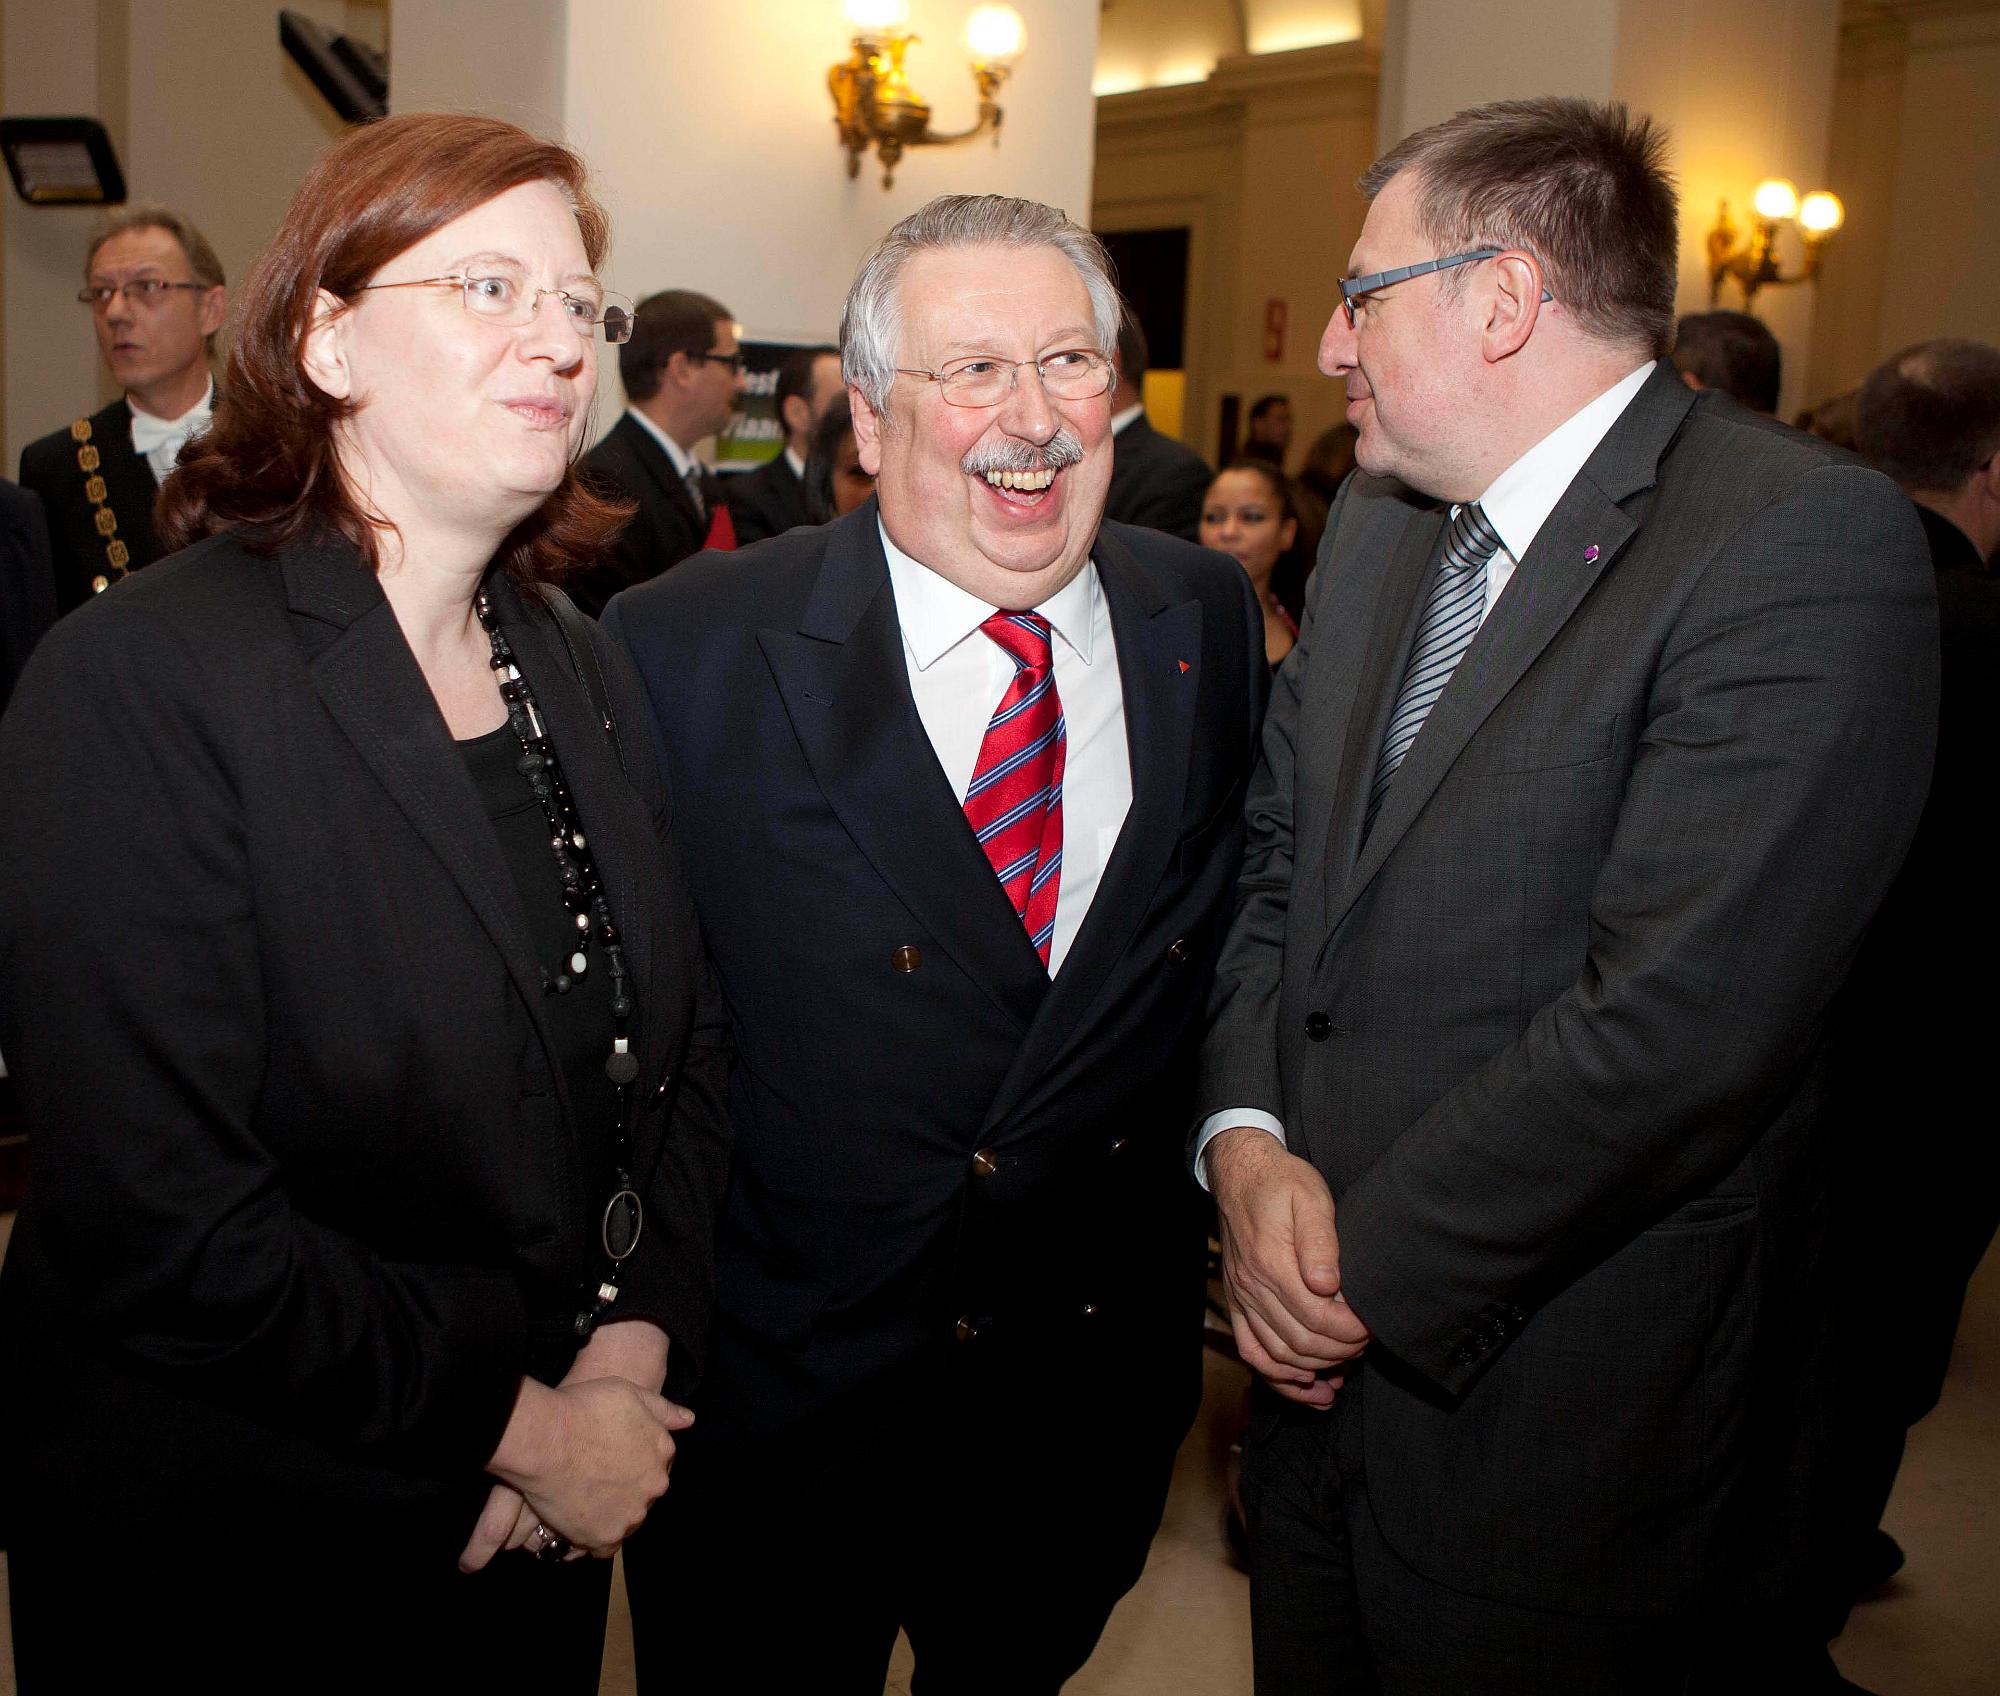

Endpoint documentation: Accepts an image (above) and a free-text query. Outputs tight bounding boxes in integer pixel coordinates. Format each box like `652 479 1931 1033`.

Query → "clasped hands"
459 1319 690 1571
1209 1127 1372 1407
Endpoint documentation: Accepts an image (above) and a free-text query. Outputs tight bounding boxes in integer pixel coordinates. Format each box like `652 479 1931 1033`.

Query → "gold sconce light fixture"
830 1 1026 188
1708 178 1845 307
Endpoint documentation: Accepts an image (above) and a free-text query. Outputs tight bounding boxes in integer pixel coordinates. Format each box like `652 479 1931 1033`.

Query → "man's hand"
1209 1126 1371 1407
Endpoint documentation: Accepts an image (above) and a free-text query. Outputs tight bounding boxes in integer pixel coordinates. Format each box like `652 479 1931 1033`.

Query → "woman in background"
0 113 730 1693
801 392 876 523
1200 457 1306 669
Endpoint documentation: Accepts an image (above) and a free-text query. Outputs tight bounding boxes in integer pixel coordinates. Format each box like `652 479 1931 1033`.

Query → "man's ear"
299 288 354 401
849 383 887 476
197 285 228 339
1481 253 1545 364
781 393 812 443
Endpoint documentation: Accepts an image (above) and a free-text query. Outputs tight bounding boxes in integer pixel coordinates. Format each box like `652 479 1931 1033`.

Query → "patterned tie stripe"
1366 501 1503 833
963 612 1067 966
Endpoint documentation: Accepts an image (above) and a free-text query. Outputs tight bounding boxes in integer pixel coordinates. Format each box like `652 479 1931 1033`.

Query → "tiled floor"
2 1215 1993 1693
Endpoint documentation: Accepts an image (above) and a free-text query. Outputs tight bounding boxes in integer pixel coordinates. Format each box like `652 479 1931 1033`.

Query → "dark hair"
1300 423 1359 498
157 112 629 586
1360 97 1679 356
775 344 840 441
1795 387 1860 453
1856 339 2000 494
1115 302 1149 387
621 289 733 403
803 395 856 524
1248 394 1289 424
1206 456 1298 526
1672 311 1780 412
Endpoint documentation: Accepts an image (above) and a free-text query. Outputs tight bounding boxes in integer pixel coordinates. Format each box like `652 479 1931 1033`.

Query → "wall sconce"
1708 178 1845 307
829 1 1025 188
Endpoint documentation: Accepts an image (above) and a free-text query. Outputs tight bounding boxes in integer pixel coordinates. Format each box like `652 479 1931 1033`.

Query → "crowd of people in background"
0 90 1993 1696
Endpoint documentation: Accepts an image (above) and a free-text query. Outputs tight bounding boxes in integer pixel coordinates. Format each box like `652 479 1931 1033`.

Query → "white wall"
561 0 1101 390
390 0 565 135
2 0 363 469
3 1 108 470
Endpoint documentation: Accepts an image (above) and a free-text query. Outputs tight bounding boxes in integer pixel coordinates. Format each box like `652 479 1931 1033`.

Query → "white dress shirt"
1110 402 1145 437
880 520 1132 977
626 404 700 477
1194 361 1655 1185
129 379 215 484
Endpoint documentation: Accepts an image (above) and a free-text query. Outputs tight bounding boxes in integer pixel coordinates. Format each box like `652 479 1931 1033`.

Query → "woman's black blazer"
0 529 730 1560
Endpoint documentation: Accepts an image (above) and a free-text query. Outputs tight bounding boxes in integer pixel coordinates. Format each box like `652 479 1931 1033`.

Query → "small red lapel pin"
1583 544 1600 563
1177 659 1190 673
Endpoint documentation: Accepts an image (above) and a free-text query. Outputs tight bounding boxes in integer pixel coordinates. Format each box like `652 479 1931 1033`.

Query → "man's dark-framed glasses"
1337 248 1551 327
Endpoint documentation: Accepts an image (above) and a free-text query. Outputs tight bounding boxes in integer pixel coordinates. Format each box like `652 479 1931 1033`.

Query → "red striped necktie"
964 612 1066 967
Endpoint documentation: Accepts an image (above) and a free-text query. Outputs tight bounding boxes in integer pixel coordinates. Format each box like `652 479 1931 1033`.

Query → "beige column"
1377 0 1844 419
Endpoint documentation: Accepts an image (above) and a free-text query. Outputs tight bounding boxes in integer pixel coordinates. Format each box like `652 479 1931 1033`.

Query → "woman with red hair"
0 114 729 1690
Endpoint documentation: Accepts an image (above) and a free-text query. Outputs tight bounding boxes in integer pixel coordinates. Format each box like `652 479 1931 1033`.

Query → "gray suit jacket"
1198 362 1938 1615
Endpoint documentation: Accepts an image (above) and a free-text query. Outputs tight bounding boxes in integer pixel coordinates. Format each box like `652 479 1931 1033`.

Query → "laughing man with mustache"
602 194 1268 1696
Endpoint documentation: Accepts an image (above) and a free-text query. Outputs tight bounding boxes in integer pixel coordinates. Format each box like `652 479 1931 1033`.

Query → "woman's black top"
458 721 621 1227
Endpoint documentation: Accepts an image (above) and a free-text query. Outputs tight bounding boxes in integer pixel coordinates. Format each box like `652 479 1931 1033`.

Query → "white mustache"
961 429 1085 477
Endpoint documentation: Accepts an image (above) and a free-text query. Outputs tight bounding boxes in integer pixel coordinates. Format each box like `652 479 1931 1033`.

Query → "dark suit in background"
570 412 710 616
1 478 56 717
1106 411 1212 542
605 501 1266 1693
17 397 166 614
1200 368 1937 1689
1820 500 1998 1618
720 448 809 545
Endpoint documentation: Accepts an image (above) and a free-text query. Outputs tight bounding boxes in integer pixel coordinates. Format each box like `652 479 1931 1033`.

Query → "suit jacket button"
1166 937 1190 965
954 1315 981 1343
971 1148 1000 1178
891 944 923 973
1305 1012 1333 1042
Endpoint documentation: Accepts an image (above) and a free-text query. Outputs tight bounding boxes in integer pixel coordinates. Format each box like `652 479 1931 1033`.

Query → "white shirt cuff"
1192 1110 1287 1191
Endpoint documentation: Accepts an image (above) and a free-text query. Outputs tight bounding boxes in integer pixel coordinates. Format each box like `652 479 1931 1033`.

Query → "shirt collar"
626 405 697 481
128 377 214 430
1473 362 1654 561
1110 402 1145 436
878 516 1100 672
784 445 807 479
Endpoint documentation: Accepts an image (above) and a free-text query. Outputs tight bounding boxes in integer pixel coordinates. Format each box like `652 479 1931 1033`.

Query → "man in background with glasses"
18 206 225 614
603 193 1266 1695
569 285 744 615
1198 97 1935 1693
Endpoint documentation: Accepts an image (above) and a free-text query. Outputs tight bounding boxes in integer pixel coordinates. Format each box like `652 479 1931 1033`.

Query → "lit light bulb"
1752 178 1800 222
965 3 1026 62
1798 191 1844 235
844 0 910 32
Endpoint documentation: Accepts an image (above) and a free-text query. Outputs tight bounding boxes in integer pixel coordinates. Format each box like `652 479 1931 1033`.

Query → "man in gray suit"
1197 98 1936 1693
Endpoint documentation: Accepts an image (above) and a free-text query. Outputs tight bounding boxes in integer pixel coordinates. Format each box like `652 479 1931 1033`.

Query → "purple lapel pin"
1583 543 1600 563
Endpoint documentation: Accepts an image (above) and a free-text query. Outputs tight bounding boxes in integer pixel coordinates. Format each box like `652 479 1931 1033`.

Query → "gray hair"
839 194 1120 415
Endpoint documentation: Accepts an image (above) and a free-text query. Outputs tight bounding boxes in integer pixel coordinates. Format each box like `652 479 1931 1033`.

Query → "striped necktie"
964 612 1066 968
1365 501 1503 833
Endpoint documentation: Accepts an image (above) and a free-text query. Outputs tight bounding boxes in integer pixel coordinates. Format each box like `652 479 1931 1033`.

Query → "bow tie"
130 400 211 460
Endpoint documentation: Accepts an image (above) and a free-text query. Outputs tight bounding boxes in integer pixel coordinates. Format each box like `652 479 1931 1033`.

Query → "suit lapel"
1326 363 1696 933
285 540 562 1078
756 504 1050 1033
985 530 1203 1126
617 415 704 538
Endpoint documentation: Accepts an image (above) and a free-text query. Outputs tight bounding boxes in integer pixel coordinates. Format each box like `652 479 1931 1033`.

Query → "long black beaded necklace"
476 588 642 1338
